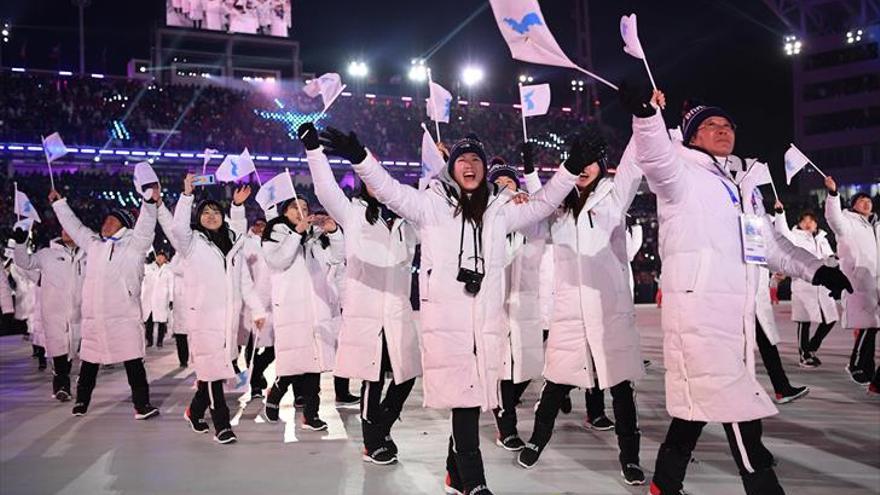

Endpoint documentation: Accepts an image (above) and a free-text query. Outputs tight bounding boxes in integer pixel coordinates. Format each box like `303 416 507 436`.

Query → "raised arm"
505 164 577 234
50 194 99 251
228 185 252 237
627 224 644 262
524 172 543 194
823 179 849 238
612 137 644 211
129 200 158 255
773 209 794 241
318 126 431 225
172 179 197 257
157 203 179 250
261 222 305 272
521 142 543 194
763 216 824 283
300 122 352 226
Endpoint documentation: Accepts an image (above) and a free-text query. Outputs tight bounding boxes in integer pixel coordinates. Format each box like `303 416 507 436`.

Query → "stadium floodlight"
518 74 534 83
784 35 802 56
846 29 863 44
461 65 484 87
408 59 428 82
348 60 368 78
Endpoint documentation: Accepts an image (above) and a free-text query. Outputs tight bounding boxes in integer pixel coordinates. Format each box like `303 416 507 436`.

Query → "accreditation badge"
739 213 767 265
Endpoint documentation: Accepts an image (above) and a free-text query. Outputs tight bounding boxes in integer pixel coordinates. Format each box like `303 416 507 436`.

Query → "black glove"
811 265 853 299
618 81 656 118
520 142 535 175
11 228 28 245
297 122 320 151
774 206 784 215
318 127 367 164
563 127 607 175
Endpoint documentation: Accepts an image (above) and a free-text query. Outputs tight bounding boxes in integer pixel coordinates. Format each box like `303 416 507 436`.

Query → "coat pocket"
662 251 707 293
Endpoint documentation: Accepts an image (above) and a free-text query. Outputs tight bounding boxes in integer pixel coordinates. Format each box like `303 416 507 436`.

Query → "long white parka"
634 112 823 422
774 217 839 323
307 148 422 384
262 220 345 377
824 194 880 329
351 151 577 411
171 194 266 382
52 198 157 364
239 231 275 348
14 239 86 358
141 261 174 323
529 139 645 390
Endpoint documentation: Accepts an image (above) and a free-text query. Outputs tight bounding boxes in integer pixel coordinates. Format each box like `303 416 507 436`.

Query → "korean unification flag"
489 0 577 69
215 148 256 182
426 81 453 124
419 125 446 189
14 190 41 223
133 161 160 199
255 170 296 211
303 73 344 110
784 144 811 185
620 14 646 59
42 132 68 163
739 159 773 200
519 83 551 117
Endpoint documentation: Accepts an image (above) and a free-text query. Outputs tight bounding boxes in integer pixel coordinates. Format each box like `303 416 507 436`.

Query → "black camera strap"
457 214 485 275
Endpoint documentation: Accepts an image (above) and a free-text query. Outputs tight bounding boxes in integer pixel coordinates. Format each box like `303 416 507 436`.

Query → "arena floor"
1 304 878 495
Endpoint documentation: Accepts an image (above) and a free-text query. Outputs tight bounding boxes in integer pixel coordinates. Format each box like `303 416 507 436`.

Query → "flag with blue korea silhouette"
14 190 41 223
489 0 576 69
519 83 551 117
426 81 453 124
215 148 256 182
255 170 296 211
41 132 68 163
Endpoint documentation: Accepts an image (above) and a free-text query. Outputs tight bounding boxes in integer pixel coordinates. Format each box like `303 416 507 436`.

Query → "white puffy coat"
755 266 780 345
532 139 645 390
14 240 86 358
307 148 421 384
240 231 275 348
157 204 189 335
262 222 344 377
9 263 36 321
352 152 577 411
824 194 880 329
0 266 13 315
774 218 839 323
172 194 266 382
141 262 174 323
52 199 157 364
634 113 823 423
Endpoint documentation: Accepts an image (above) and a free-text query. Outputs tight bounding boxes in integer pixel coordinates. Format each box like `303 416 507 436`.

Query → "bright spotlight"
348 60 368 78
846 29 863 44
461 66 484 87
784 35 802 56
408 59 427 82
518 74 534 83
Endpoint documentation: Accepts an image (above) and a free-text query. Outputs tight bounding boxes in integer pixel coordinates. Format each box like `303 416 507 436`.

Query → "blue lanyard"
709 161 741 207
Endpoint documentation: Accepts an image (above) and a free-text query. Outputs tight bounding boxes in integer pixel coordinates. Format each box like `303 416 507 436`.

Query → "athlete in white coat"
260 196 344 432
12 228 85 401
774 203 839 367
483 156 546 455
301 122 419 465
319 126 581 495
239 218 275 400
516 129 647 486
622 88 852 495
823 177 880 387
0 261 13 316
141 251 173 348
49 187 161 420
173 177 266 444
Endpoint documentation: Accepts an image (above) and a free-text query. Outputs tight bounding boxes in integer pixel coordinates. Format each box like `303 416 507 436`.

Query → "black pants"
335 376 354 399
653 418 783 495
144 314 167 347
585 379 607 420
446 407 487 491
76 358 150 409
250 346 275 391
360 335 416 451
756 321 792 395
532 380 640 466
493 379 530 439
33 345 46 368
796 320 835 355
174 334 189 367
52 355 72 393
268 372 321 420
189 380 230 433
849 328 878 377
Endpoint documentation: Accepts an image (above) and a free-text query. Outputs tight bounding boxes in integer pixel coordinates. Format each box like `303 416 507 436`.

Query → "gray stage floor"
1 305 878 495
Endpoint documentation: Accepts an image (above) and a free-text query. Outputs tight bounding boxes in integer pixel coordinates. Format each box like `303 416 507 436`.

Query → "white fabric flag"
419 125 447 190
133 161 160 199
13 218 35 232
14 190 41 223
490 0 576 69
303 73 344 110
519 83 551 117
42 132 68 163
255 170 296 210
620 14 645 59
784 144 811 185
426 81 453 124
739 159 775 200
215 148 257 182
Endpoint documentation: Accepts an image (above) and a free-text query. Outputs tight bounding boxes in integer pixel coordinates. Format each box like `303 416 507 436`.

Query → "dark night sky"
0 0 795 162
